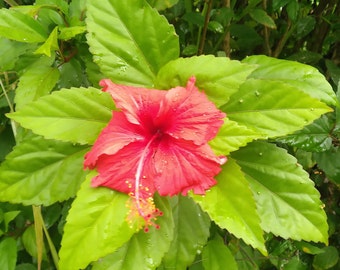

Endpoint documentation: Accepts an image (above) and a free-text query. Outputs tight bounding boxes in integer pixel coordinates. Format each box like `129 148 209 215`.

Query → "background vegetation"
0 0 339 269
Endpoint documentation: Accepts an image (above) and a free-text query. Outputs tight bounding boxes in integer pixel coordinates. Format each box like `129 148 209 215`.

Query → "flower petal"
152 137 226 196
84 112 144 169
160 77 226 145
90 141 156 197
100 79 166 129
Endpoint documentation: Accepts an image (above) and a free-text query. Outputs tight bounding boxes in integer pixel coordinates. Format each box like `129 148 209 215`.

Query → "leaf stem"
0 77 17 137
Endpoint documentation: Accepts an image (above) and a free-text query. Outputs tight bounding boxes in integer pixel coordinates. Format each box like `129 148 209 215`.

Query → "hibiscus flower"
84 77 226 231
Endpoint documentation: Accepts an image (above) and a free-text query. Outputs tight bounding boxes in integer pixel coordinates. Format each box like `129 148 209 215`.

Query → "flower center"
126 132 163 232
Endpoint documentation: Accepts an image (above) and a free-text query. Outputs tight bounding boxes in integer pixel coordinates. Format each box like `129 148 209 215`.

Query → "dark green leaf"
147 0 179 11
161 196 210 269
0 136 89 205
86 0 179 87
312 246 339 270
314 148 340 185
232 141 329 244
278 115 333 152
249 8 276 29
202 236 238 270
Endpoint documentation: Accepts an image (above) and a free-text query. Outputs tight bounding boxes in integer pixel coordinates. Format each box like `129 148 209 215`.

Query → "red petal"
159 77 226 145
152 136 226 196
100 79 166 129
84 112 145 169
90 141 156 197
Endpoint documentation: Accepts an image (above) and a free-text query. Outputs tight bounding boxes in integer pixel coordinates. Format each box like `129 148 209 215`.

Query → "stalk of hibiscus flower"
84 76 226 231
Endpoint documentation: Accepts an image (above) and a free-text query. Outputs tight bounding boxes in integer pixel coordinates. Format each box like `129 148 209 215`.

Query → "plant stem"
223 0 231 57
4 0 18 6
1 78 60 270
198 0 213 55
262 0 272 56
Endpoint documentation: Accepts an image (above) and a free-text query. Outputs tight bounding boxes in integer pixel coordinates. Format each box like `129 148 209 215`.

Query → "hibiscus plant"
0 0 338 269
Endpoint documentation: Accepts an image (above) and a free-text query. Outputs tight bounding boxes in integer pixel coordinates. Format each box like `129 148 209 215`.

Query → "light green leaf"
242 55 337 105
155 55 256 107
232 141 328 244
249 8 276 29
14 55 59 110
0 8 47 42
58 26 86 40
86 0 179 87
161 196 210 269
222 79 332 139
8 87 115 144
0 238 17 270
92 195 173 270
209 118 261 155
202 236 238 270
192 159 266 254
34 26 59 56
147 0 179 10
0 136 89 205
59 172 137 270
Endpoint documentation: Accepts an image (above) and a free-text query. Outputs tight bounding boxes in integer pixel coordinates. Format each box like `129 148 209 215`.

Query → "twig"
198 0 213 55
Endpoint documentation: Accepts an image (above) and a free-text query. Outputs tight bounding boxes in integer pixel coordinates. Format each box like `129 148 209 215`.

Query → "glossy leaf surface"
222 79 331 138
232 141 328 244
86 0 179 87
192 159 266 254
8 87 115 144
59 172 137 270
243 55 337 105
92 195 173 270
161 196 210 269
155 55 256 107
0 136 88 205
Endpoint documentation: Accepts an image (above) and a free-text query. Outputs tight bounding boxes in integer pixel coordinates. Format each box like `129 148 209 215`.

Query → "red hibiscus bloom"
84 77 226 230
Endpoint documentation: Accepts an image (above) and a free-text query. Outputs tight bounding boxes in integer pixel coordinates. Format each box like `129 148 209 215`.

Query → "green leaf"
86 0 179 87
209 118 261 155
312 246 339 270
192 159 266 254
0 238 17 270
314 148 340 185
232 141 329 244
34 26 59 56
242 55 337 106
8 87 115 144
146 0 179 11
14 55 59 110
58 25 86 40
0 37 36 71
161 196 210 269
92 195 174 270
278 114 333 152
222 79 332 139
155 55 256 107
22 225 47 260
3 211 20 232
249 8 276 29
0 136 89 205
59 172 137 270
202 236 238 270
0 8 47 42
